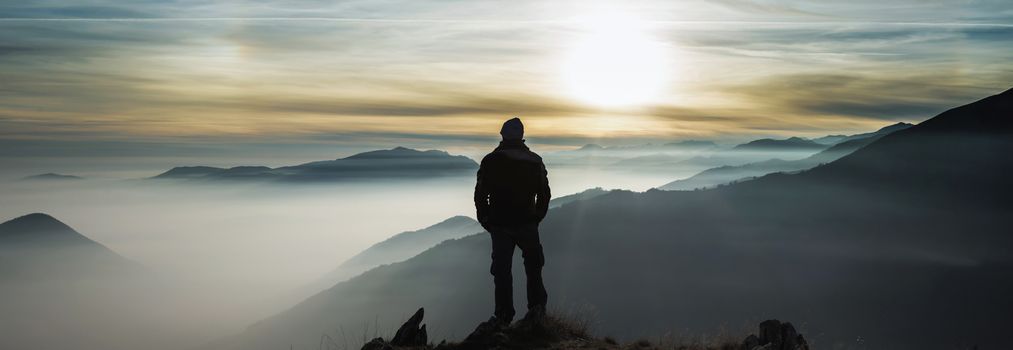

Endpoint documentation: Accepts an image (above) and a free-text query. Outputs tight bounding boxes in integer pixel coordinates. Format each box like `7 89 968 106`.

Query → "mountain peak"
22 173 83 181
1 213 71 234
344 147 454 160
0 213 96 246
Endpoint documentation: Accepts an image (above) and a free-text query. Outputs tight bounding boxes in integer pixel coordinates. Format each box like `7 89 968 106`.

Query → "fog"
0 155 709 350
0 138 844 350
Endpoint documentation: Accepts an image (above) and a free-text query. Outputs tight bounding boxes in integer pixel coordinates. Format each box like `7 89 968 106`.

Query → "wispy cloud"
0 0 1011 158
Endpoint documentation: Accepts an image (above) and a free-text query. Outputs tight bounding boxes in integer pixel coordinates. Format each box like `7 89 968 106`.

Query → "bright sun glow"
562 13 672 108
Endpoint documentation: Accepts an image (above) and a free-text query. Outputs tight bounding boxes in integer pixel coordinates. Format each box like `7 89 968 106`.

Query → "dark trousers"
487 223 547 321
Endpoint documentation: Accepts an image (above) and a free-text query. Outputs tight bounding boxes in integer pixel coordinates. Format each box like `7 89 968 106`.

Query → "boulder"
359 308 428 350
742 319 809 350
390 308 428 347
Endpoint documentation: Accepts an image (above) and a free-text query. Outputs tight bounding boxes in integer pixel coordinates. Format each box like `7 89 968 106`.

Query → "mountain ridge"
152 147 478 182
731 136 826 151
659 122 912 190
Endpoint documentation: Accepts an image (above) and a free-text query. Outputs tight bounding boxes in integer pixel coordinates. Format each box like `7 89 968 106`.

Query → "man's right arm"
474 157 490 227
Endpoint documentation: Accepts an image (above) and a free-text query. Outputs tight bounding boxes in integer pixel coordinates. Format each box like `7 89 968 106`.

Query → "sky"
1 0 1011 166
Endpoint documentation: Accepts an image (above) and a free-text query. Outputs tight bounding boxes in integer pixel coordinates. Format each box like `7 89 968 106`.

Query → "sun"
561 13 672 108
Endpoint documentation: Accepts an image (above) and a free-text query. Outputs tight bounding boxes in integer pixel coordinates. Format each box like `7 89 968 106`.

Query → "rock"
362 337 394 350
456 319 510 349
358 308 427 350
390 308 428 347
741 334 760 350
758 320 784 347
743 319 809 350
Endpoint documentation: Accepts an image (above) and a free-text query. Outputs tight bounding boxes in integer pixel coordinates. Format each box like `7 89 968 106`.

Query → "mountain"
732 136 827 151
309 188 609 294
220 88 1013 350
659 122 913 190
832 122 913 145
153 166 225 179
310 185 608 283
152 147 477 182
812 122 914 146
563 141 718 154
812 134 847 145
662 140 718 149
546 142 720 168
314 216 483 290
20 173 84 181
548 187 610 208
0 213 134 278
0 213 156 350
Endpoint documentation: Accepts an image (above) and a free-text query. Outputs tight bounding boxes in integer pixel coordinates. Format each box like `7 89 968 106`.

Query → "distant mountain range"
545 141 720 167
548 129 896 171
566 140 719 154
219 88 1013 350
731 136 827 151
20 173 83 181
152 147 477 182
659 122 913 190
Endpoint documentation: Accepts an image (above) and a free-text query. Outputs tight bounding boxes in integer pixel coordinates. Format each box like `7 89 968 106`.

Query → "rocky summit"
358 308 809 350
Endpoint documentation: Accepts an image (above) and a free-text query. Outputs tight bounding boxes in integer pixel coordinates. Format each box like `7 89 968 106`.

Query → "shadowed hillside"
314 216 483 290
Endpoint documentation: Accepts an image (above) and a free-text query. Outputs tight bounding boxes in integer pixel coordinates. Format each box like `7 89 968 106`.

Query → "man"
474 117 551 326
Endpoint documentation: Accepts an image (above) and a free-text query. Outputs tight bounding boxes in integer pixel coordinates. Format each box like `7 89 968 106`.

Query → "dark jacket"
474 140 551 227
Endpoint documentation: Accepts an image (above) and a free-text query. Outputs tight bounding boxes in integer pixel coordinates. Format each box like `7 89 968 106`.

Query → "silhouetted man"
474 117 550 326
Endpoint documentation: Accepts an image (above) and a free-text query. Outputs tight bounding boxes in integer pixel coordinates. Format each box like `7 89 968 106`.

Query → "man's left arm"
534 162 550 223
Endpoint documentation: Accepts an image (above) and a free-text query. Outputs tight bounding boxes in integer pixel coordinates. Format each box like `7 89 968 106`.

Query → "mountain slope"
659 122 912 190
547 187 610 208
310 188 610 294
0 214 164 350
223 88 1013 350
0 213 135 278
152 147 477 182
315 216 483 289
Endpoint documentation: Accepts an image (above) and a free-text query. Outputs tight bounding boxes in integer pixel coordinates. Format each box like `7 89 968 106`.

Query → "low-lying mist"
0 161 690 350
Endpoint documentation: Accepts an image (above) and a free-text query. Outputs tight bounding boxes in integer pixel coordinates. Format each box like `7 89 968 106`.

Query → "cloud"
725 72 1013 121
0 0 1011 159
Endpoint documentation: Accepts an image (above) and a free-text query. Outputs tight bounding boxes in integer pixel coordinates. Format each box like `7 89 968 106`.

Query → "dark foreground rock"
740 320 809 350
363 308 428 350
359 308 810 350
